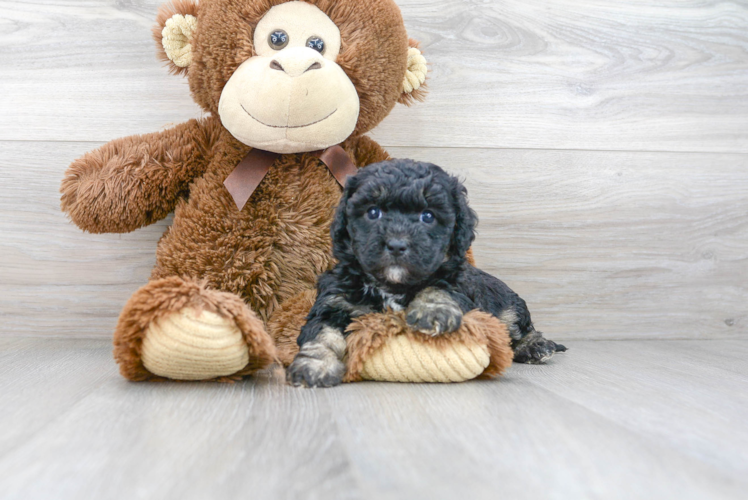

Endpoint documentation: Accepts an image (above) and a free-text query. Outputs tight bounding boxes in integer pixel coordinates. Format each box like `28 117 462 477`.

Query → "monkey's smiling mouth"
241 104 337 129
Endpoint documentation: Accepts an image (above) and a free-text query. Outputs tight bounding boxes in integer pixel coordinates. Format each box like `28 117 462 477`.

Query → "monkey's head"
154 0 427 154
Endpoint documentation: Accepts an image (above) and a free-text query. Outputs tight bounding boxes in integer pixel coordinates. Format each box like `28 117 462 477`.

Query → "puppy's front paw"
406 287 463 336
287 353 345 388
513 333 566 364
287 327 347 388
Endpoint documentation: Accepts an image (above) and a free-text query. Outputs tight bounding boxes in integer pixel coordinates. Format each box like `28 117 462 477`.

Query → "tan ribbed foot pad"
344 310 514 384
360 335 490 382
141 307 250 380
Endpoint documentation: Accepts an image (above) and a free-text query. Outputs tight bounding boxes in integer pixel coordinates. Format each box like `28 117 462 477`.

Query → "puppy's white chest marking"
382 292 405 311
364 283 406 311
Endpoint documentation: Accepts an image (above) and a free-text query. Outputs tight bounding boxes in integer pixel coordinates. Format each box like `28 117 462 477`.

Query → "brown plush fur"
343 310 514 382
113 276 277 381
148 133 388 323
62 0 425 381
61 116 223 234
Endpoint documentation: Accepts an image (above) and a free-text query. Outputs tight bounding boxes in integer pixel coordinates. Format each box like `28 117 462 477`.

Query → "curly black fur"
287 159 566 387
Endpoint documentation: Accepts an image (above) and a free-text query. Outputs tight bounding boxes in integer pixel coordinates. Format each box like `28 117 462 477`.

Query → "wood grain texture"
0 339 360 500
0 0 204 143
1 338 746 499
393 146 748 341
0 141 171 336
522 340 748 477
380 0 748 152
1 0 747 152
2 141 745 340
0 338 115 455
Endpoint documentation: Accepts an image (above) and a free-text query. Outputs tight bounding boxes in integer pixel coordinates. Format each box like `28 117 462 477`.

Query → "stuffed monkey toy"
61 0 510 382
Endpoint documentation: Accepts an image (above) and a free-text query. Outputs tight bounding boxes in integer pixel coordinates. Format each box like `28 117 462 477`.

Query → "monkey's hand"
60 116 218 234
406 287 463 336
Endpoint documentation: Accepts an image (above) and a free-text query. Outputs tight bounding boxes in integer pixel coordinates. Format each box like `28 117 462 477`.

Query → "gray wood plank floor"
0 337 746 500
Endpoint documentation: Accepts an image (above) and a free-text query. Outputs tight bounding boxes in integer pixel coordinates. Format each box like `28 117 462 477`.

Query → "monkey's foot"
114 277 277 381
141 307 252 380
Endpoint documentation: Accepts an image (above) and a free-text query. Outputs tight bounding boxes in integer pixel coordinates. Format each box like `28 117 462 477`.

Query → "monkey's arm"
60 116 221 233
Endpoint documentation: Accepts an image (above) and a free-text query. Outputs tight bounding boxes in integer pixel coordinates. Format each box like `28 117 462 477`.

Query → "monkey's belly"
152 154 341 320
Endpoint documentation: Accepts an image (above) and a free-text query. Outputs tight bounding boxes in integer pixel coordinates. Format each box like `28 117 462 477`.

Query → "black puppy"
287 159 566 387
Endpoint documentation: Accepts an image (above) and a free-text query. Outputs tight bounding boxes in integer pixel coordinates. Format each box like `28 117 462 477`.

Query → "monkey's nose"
269 60 321 74
386 239 409 256
269 48 324 77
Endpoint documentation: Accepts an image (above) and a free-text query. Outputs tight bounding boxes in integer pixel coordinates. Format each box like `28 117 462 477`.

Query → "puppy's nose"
386 239 409 256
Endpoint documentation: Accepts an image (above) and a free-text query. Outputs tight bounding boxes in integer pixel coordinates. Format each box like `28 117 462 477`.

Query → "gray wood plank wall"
1 0 746 340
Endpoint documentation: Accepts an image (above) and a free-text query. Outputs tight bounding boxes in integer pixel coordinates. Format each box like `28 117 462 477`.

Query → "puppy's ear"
449 180 478 260
330 176 360 263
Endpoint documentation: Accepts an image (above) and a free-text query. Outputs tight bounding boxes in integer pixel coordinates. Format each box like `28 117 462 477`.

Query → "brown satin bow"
223 145 358 210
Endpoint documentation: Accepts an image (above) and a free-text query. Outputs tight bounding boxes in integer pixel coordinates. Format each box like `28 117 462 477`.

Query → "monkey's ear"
153 1 199 76
399 39 428 105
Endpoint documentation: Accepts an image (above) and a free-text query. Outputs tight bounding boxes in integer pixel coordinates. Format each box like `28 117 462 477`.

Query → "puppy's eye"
420 210 435 223
366 207 382 220
268 30 289 50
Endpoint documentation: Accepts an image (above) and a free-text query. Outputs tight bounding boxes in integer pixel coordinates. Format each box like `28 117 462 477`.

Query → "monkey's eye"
367 207 382 220
306 36 325 53
268 30 289 50
420 210 435 224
